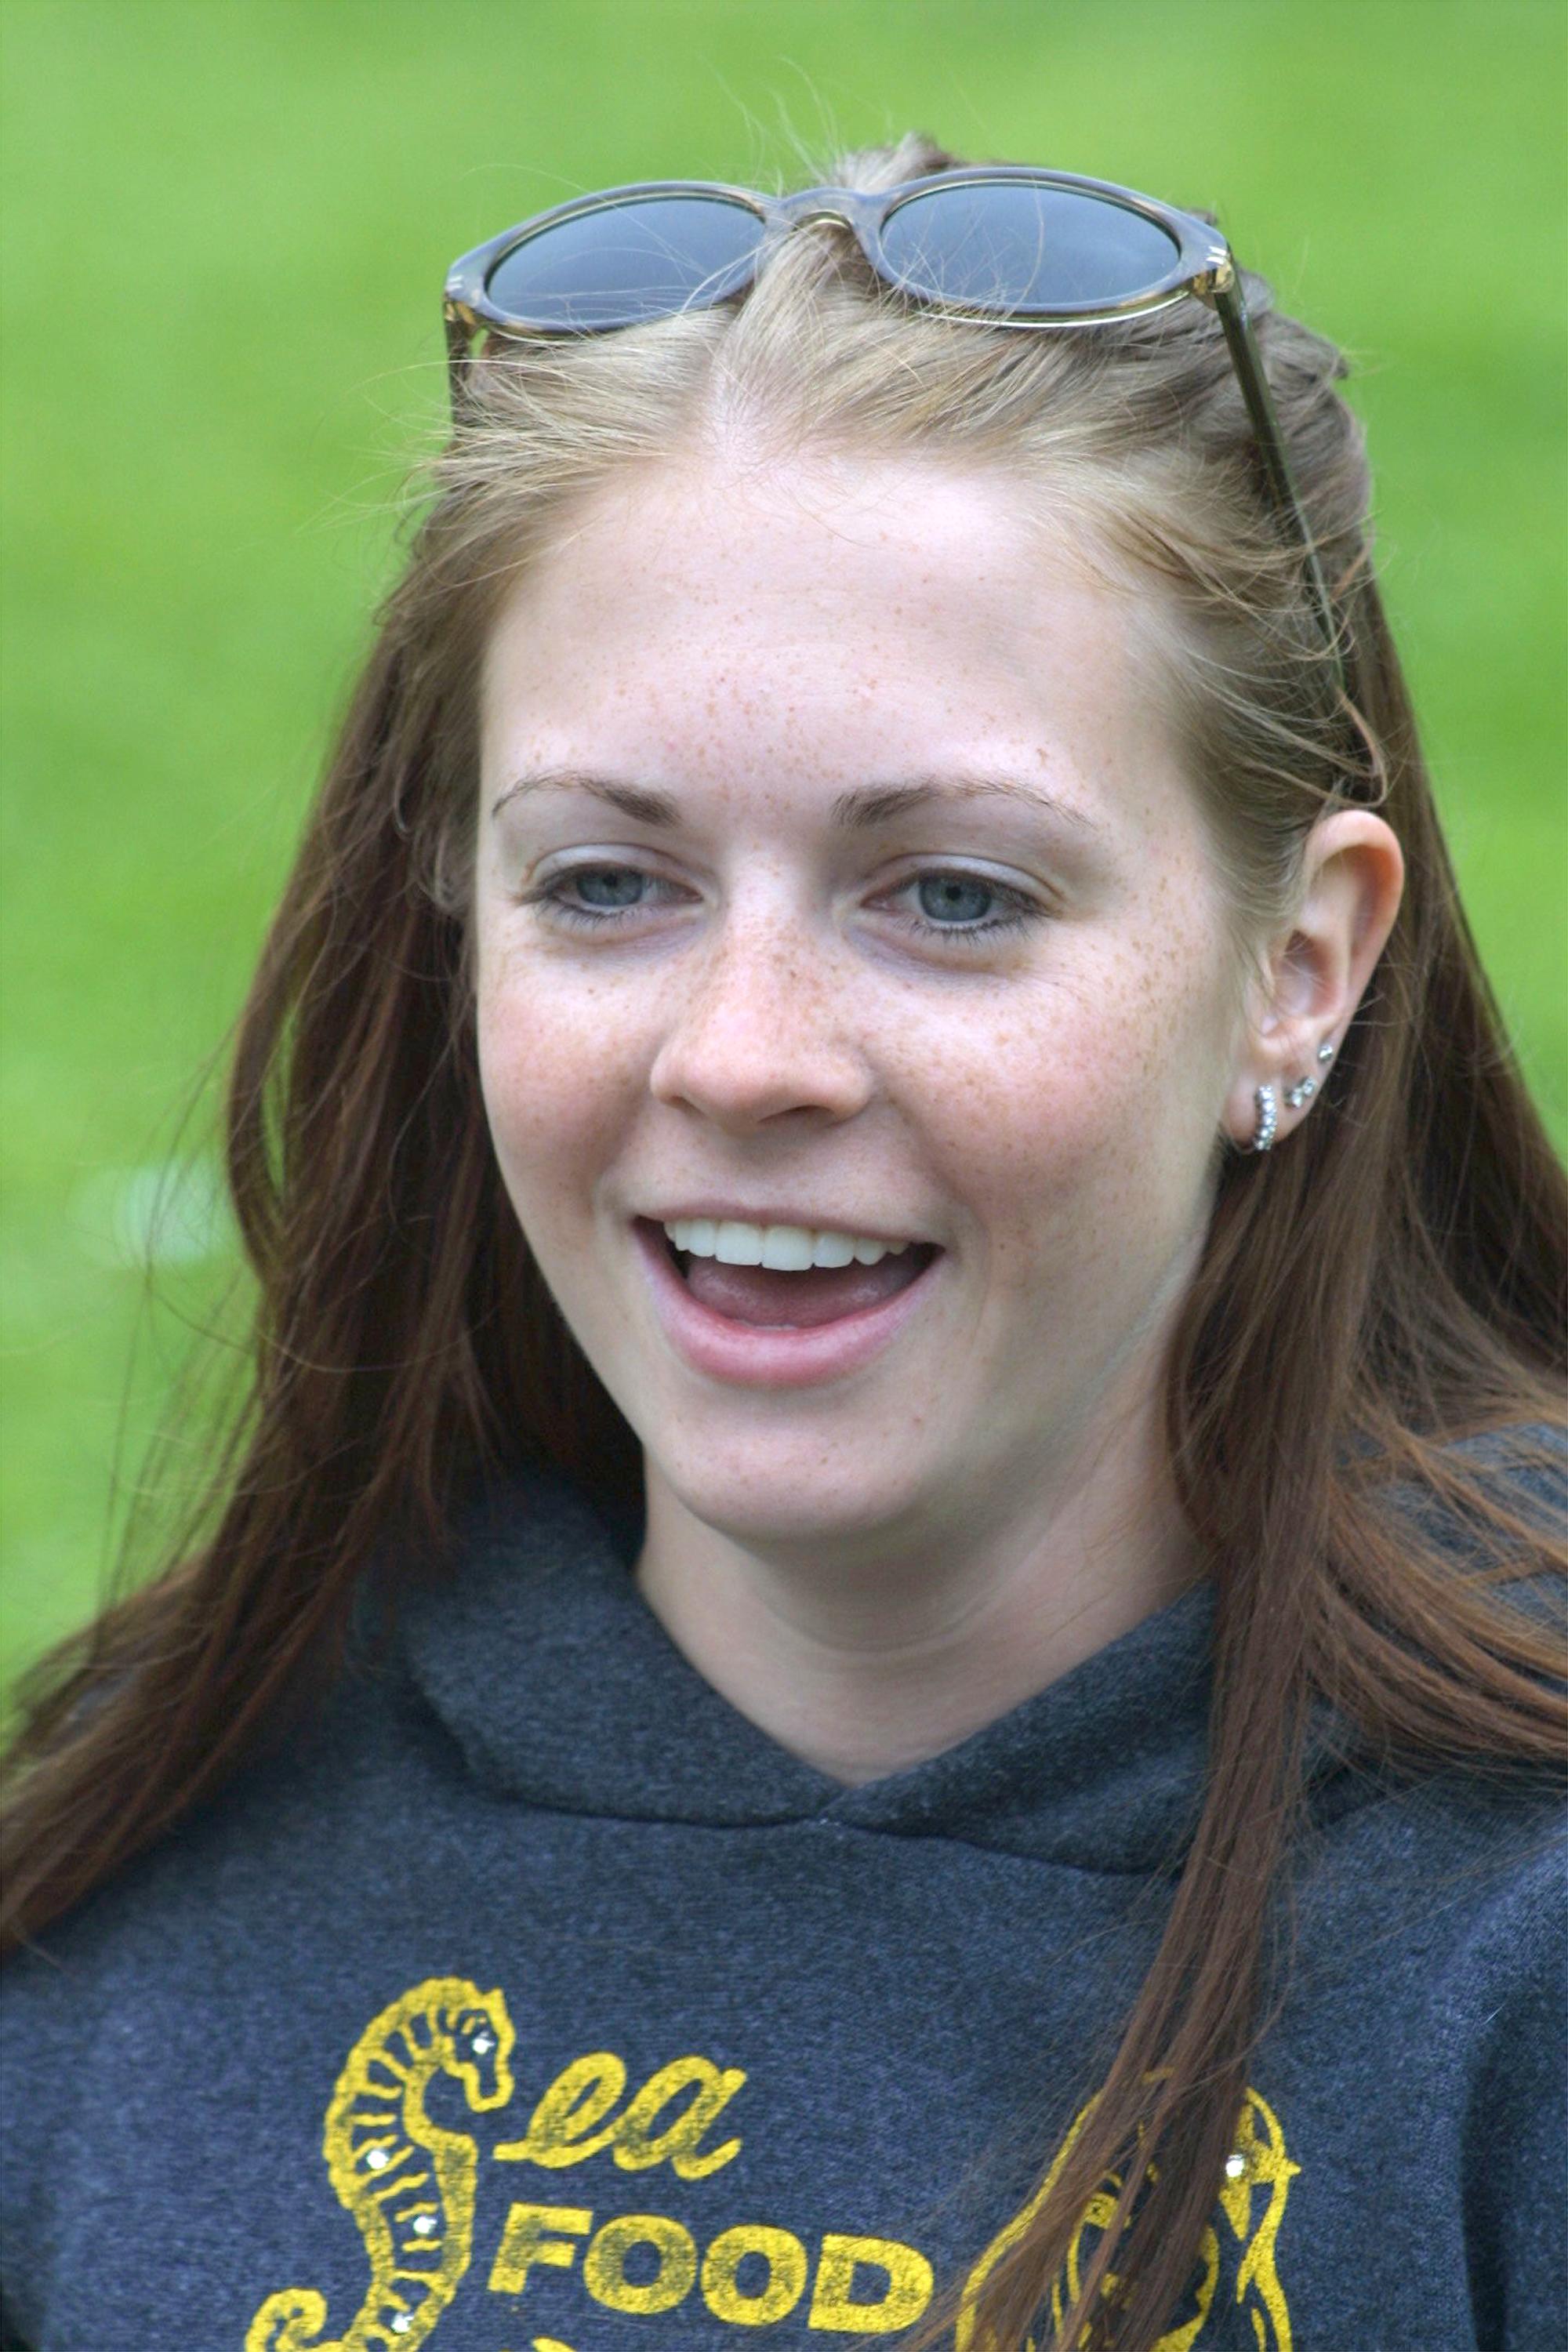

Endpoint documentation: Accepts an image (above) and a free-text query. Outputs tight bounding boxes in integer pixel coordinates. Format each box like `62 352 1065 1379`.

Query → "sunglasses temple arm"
444 304 477 421
1210 278 1348 697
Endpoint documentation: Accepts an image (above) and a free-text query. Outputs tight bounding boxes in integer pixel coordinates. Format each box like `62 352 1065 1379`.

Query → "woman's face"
474 452 1249 1558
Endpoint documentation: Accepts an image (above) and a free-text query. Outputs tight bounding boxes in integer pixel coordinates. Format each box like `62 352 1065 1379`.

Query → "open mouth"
641 1220 942 1330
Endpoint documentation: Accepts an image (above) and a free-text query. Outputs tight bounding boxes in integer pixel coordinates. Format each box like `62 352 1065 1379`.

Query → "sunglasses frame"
444 169 1345 694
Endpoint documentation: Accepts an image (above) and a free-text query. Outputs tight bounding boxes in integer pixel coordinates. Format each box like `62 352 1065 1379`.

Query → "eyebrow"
488 768 1105 837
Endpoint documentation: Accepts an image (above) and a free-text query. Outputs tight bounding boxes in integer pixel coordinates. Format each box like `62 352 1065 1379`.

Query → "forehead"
480 449 1185 835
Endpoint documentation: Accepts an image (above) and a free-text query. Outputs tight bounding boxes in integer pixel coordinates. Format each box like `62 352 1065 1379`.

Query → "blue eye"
566 867 649 909
887 870 1043 941
913 873 1006 926
519 866 677 930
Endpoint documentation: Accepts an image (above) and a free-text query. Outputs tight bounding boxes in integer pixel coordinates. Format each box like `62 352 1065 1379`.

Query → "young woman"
1 137 1563 2352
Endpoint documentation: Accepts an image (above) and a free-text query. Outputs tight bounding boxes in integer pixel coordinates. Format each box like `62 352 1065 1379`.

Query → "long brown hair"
4 136 1564 2351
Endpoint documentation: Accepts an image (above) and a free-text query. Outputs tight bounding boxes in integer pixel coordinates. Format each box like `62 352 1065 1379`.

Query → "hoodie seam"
427 1775 1183 1877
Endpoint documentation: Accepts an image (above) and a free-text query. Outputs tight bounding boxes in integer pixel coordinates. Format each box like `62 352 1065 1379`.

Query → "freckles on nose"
646 912 887 1124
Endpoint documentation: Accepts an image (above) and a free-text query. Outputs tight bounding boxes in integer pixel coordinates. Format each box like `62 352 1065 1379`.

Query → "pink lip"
632 1218 944 1390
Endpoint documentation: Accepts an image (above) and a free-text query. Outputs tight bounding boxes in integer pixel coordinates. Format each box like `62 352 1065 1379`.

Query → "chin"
651 1438 932 1554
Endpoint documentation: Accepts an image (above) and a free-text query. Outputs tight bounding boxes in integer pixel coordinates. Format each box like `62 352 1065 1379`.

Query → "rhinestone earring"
1249 1083 1278 1152
1283 1036 1337 1112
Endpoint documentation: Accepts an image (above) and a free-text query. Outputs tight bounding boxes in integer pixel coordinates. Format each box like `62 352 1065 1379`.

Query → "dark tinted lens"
879 182 1181 314
485 194 764 328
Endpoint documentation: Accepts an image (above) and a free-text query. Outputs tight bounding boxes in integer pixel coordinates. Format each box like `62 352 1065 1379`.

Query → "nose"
647 906 875 1134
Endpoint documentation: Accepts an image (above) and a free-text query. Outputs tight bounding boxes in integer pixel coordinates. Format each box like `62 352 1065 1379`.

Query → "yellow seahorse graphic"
958 2082 1298 2352
245 1976 516 2351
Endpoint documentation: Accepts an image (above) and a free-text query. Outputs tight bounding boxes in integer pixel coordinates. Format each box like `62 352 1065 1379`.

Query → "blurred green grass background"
2 0 1565 1690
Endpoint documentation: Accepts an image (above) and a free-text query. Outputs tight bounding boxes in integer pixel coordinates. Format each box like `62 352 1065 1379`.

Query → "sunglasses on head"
444 167 1345 694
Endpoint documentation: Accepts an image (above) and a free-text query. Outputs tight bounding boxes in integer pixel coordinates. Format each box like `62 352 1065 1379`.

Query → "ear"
1223 809 1405 1152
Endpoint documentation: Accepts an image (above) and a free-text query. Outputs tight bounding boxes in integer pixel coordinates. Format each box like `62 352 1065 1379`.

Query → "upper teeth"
662 1218 911 1269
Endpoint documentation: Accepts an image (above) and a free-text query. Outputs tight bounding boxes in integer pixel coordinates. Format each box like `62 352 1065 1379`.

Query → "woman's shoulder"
1308 1411 1567 1882
0 1628 412 2020
0 1649 415 2286
1370 1414 1568 1537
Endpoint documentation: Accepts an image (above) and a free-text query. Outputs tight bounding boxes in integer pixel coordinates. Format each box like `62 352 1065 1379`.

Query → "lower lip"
632 1220 944 1390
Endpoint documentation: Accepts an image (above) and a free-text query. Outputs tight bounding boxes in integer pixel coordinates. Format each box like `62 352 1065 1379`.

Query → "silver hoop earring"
1249 1083 1278 1152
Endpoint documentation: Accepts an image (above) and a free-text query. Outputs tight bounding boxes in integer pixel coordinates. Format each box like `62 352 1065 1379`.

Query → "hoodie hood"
391 1421 1566 1874
397 1460 1234 1875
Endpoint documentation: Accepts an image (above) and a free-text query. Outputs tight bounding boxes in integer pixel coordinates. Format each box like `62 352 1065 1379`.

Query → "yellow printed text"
488 2206 934 2333
495 2051 746 2180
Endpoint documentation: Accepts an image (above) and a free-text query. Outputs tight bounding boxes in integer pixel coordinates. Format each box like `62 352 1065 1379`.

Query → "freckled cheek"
475 975 642 1227
978 1087 1136 1266
896 1010 1149 1200
894 1009 1195 1295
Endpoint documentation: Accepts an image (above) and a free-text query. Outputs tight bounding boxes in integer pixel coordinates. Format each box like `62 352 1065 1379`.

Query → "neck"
632 1398 1200 1788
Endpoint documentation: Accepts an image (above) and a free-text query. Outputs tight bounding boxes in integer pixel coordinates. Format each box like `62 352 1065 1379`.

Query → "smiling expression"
473 450 1249 1557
